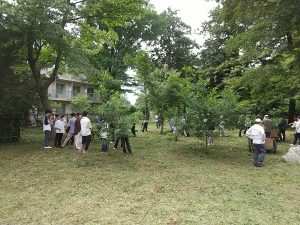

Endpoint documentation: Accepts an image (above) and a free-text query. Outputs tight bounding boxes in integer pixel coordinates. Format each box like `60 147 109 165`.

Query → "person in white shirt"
54 115 65 148
80 111 92 153
43 109 53 149
290 116 300 146
74 113 82 150
246 118 266 167
100 118 109 152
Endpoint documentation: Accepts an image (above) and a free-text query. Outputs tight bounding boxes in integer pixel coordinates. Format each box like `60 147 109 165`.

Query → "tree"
81 0 151 101
199 6 246 89
133 51 192 134
1 0 147 111
186 79 248 140
0 26 38 116
200 0 300 119
148 8 199 72
131 51 156 120
98 92 131 124
71 95 92 113
99 92 140 138
218 0 300 119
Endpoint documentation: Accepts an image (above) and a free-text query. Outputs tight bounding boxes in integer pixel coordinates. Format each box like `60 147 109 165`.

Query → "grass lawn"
0 125 299 225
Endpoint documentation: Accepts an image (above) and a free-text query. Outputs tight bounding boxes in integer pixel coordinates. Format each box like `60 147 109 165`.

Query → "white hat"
255 118 262 123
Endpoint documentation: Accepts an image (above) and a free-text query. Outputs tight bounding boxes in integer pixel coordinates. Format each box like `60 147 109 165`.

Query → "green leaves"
200 0 300 119
71 94 92 113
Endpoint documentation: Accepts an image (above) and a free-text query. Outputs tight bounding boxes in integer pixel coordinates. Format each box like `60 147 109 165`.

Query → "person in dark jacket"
278 117 288 142
131 123 136 137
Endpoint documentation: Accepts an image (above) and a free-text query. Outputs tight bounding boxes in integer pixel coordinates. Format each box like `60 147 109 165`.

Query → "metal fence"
0 117 20 143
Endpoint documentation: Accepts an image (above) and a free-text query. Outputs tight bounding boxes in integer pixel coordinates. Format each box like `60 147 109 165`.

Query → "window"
73 85 81 96
87 87 94 97
56 83 65 97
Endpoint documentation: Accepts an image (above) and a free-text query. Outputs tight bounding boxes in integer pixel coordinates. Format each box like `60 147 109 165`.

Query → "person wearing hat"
246 118 266 167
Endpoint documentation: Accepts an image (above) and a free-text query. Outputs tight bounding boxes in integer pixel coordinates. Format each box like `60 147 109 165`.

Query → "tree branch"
27 36 41 86
46 9 70 87
33 40 45 62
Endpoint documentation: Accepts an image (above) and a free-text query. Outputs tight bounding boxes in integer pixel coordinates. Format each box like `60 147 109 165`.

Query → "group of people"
43 110 134 154
43 108 300 164
43 110 92 153
246 115 300 167
98 118 132 154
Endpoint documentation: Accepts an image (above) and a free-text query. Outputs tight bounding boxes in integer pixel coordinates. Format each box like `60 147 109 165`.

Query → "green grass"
0 125 299 225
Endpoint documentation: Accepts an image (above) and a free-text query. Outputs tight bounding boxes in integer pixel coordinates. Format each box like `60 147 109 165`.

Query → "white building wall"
47 75 100 114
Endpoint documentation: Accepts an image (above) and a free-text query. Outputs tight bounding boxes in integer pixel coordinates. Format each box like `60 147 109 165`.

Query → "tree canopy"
1 0 299 128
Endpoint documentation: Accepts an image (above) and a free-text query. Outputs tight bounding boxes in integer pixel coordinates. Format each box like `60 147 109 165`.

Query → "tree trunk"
288 99 296 123
144 87 150 120
286 33 295 123
38 87 51 111
145 103 150 120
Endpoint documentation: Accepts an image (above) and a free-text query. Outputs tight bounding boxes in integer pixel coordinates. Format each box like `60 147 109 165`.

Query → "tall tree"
220 0 300 119
147 9 199 72
201 0 300 118
0 24 37 116
1 0 147 111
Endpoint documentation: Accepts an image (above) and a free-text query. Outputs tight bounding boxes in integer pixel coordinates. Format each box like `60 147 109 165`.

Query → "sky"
125 0 219 105
149 0 218 45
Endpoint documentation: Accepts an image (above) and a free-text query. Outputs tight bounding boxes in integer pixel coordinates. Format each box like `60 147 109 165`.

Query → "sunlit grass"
0 125 299 224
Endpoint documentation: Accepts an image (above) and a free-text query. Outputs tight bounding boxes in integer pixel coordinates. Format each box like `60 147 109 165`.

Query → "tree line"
0 0 299 129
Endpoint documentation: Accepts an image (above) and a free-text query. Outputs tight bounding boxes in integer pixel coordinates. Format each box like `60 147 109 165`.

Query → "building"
48 74 101 114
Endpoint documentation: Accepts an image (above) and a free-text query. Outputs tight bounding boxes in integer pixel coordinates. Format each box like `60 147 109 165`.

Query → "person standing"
238 114 246 137
54 115 65 148
61 113 77 148
246 118 266 167
244 116 252 135
116 118 132 154
121 135 132 154
278 117 288 142
74 113 82 150
263 115 272 137
206 118 215 146
142 119 148 132
43 109 53 149
131 123 136 137
290 116 300 146
113 128 121 150
219 116 227 137
80 111 92 153
155 115 161 129
100 118 109 152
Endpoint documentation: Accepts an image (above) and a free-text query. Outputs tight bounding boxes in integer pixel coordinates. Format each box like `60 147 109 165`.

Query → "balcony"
48 90 101 103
